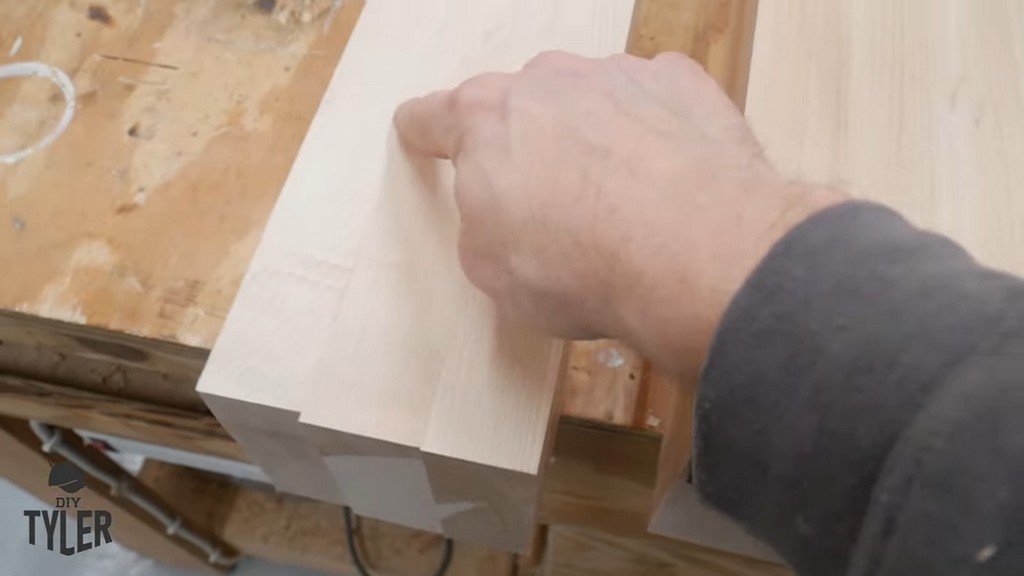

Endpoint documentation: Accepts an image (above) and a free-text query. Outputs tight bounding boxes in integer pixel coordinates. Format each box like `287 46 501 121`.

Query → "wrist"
610 180 847 383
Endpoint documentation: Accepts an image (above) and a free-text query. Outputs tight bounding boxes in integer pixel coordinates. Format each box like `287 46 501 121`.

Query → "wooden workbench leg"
0 417 229 573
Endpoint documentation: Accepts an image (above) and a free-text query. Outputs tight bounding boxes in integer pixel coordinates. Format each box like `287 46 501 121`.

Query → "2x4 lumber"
296 0 633 551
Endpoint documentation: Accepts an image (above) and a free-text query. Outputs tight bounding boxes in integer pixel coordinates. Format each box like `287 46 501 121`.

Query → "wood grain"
193 0 364 501
746 0 1024 277
290 0 632 549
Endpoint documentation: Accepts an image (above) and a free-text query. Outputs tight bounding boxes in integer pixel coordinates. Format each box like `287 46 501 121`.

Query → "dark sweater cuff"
693 201 1023 575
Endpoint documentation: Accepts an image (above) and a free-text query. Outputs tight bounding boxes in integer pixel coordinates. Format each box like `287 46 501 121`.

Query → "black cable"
343 506 454 576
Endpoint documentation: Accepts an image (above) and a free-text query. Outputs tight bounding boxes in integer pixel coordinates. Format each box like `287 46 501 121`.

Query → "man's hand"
394 51 843 381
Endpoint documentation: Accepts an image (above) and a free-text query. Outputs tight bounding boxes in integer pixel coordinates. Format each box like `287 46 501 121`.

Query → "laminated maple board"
296 0 632 551
746 0 1024 276
653 0 1024 542
201 0 632 552
196 0 375 501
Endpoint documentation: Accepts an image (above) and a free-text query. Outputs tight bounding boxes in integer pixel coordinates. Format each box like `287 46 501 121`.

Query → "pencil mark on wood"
97 54 179 71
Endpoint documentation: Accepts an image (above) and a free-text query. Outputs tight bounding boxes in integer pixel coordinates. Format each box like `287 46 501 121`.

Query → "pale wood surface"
291 0 632 549
746 0 1024 277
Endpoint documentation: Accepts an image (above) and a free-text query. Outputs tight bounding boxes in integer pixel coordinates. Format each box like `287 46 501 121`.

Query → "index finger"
393 89 460 159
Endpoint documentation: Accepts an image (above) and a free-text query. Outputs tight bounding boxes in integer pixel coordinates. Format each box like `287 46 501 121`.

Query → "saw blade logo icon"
48 461 87 494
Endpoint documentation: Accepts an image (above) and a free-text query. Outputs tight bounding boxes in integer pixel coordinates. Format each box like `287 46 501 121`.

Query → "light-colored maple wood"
196 0 364 501
291 0 632 550
413 0 634 545
746 0 1024 278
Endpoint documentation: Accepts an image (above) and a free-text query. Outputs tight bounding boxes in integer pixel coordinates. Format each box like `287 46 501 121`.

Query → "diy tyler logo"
23 461 114 556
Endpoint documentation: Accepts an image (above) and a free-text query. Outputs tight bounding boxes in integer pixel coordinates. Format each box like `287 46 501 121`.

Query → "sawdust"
267 0 336 26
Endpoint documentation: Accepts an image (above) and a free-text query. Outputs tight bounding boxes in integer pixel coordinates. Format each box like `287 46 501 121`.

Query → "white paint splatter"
70 240 115 267
596 347 626 368
645 412 662 429
8 36 22 57
21 285 88 324
976 544 998 563
323 0 346 32
0 61 76 164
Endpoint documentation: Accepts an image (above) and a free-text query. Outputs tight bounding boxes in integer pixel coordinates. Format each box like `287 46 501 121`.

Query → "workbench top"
0 0 749 435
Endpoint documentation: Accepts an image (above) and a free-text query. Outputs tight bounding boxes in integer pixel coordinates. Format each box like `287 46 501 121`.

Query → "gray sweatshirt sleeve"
693 201 1024 576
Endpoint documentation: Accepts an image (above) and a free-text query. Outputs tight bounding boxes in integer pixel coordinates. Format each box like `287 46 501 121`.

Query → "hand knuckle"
452 73 505 113
526 50 581 70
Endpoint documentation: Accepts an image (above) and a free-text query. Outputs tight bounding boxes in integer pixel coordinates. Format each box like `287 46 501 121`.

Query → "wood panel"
199 0 630 549
296 0 630 550
746 0 1024 277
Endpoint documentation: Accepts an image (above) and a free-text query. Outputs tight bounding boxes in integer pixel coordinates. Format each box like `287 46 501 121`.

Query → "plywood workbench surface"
0 0 360 347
